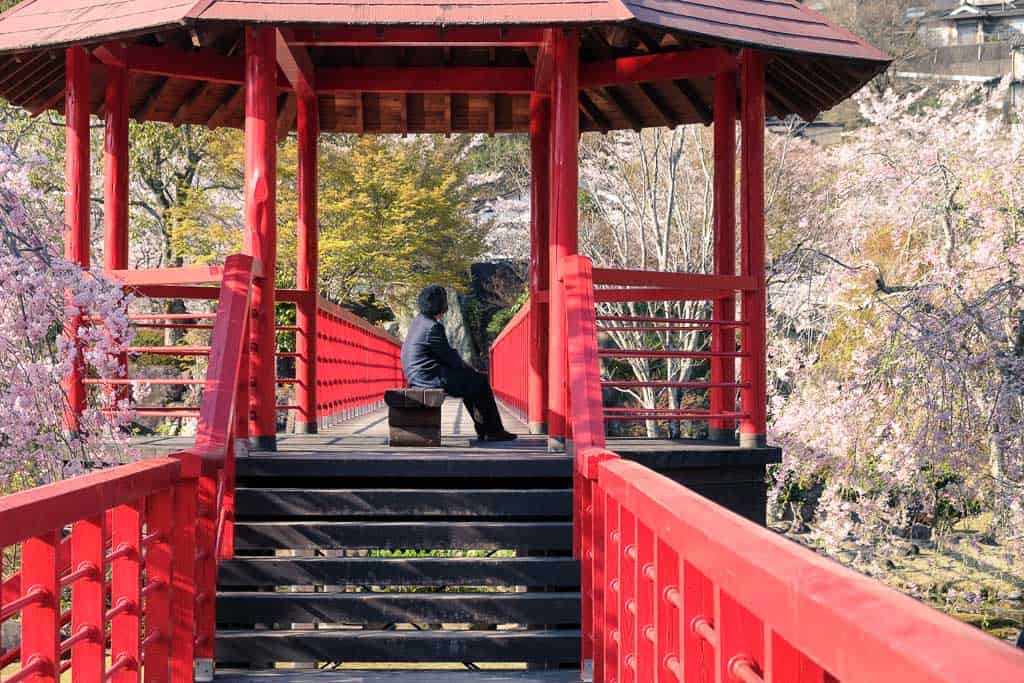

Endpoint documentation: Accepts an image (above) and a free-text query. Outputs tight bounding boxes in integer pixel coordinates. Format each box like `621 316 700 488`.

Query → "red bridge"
0 1 1022 681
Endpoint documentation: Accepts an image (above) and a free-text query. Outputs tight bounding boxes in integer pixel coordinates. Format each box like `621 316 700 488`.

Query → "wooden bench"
384 388 447 447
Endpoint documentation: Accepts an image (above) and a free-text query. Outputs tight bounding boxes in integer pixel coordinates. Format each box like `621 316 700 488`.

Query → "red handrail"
490 300 532 421
1 254 256 682
562 253 1024 681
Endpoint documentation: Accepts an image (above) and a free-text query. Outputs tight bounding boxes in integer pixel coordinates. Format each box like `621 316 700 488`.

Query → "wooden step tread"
215 630 582 665
236 453 572 480
215 670 582 682
235 489 572 519
234 522 573 551
218 557 580 588
216 591 581 625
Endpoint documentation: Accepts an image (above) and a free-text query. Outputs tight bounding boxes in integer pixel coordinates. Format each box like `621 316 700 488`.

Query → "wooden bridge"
1 1 1023 681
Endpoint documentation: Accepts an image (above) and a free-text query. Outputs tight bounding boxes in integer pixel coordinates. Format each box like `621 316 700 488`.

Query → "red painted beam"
288 26 545 47
315 65 534 94
276 29 316 101
111 44 246 85
591 269 757 292
580 47 736 90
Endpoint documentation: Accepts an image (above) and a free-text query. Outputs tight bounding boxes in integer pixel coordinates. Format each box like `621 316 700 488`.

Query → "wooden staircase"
214 441 581 677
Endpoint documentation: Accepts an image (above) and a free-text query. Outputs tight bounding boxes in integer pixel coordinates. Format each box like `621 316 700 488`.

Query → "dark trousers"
443 368 506 437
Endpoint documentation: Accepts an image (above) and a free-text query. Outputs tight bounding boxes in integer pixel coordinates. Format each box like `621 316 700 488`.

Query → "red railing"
314 295 403 426
1 254 256 682
489 300 531 421
562 254 1024 682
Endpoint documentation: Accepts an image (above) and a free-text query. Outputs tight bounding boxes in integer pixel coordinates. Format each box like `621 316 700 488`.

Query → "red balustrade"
1 254 255 682
489 300 531 422
315 296 403 426
562 254 1024 682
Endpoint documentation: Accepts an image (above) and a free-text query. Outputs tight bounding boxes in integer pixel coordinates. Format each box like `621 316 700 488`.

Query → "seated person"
401 285 516 442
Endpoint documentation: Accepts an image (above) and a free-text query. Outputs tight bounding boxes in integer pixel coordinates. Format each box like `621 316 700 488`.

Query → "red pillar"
104 48 130 402
244 27 279 450
709 68 738 442
739 51 768 448
528 93 551 436
546 30 580 452
295 92 319 434
64 46 91 432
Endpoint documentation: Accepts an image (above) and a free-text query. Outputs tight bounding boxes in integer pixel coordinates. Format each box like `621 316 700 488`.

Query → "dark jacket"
401 314 466 389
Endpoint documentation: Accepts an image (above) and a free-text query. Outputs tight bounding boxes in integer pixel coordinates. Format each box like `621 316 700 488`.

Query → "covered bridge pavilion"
12 3 1022 683
0 0 890 454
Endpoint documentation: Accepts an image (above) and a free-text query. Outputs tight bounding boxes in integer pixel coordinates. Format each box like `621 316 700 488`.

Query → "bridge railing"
562 254 1024 681
1 254 257 682
313 295 404 428
489 299 532 421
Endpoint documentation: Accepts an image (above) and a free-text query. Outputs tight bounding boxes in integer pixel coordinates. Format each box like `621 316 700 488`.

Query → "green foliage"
485 290 528 341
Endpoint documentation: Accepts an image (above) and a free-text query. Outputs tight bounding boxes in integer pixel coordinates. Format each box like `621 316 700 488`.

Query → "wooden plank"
235 453 573 479
217 557 580 588
232 521 574 551
215 591 581 625
215 630 582 665
214 671 581 682
234 488 572 518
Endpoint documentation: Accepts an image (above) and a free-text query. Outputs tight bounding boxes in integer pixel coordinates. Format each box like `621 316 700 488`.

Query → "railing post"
244 25 279 451
63 45 91 433
71 515 105 682
529 92 551 436
546 28 579 452
144 490 173 683
21 531 61 682
110 501 142 682
296 91 319 434
739 50 768 449
170 475 197 682
710 67 738 442
194 469 218 680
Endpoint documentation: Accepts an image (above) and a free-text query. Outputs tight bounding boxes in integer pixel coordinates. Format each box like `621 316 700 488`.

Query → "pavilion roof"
0 0 890 134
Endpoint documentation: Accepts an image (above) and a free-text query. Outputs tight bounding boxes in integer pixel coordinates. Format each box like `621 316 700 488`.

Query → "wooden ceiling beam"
207 86 244 129
355 93 365 135
0 50 51 90
601 87 644 131
637 83 678 128
172 82 209 125
578 91 611 134
672 78 713 125
443 94 453 137
316 65 534 94
135 78 175 121
288 27 545 47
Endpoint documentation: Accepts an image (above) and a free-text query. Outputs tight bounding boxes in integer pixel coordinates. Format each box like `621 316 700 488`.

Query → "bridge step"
218 557 580 588
215 671 582 682
235 453 572 480
235 489 573 518
217 592 581 625
215 630 582 665
233 522 574 551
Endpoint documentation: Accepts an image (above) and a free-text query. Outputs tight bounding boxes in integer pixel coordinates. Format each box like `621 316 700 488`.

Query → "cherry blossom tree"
0 143 135 486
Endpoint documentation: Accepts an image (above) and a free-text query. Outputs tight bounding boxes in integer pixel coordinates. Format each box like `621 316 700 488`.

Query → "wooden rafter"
673 78 713 125
277 93 298 141
134 78 175 120
207 86 244 129
172 82 208 125
637 83 677 128
578 91 611 133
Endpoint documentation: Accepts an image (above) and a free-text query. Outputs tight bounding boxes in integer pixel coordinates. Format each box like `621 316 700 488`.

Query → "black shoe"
481 430 518 442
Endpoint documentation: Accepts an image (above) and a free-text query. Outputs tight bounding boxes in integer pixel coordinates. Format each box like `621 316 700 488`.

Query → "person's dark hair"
417 285 448 317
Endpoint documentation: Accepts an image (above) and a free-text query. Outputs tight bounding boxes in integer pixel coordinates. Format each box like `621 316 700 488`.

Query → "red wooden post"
194 470 217 677
144 490 173 683
591 482 607 682
295 93 319 434
603 497 620 681
528 93 551 435
21 531 61 682
635 520 655 682
739 50 768 448
104 45 130 403
619 507 637 683
710 68 738 442
71 515 105 682
546 29 579 452
244 26 279 450
656 540 681 683
170 477 197 681
110 501 142 682
64 45 91 433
